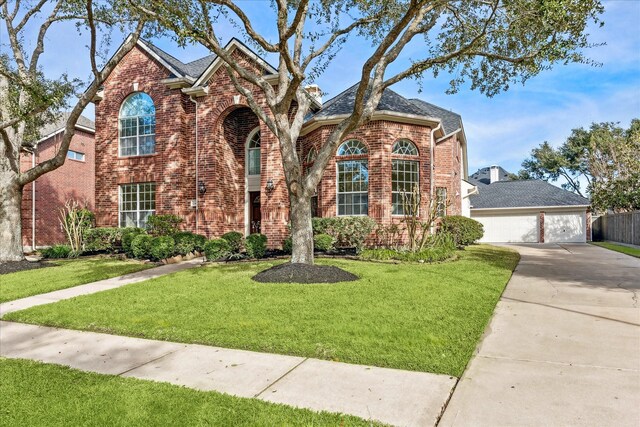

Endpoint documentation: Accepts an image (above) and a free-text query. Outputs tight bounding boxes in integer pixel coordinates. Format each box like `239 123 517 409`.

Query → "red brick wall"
21 129 95 247
94 44 465 248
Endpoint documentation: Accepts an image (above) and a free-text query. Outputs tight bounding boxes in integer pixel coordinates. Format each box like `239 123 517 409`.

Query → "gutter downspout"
189 96 199 234
430 123 442 198
32 151 36 251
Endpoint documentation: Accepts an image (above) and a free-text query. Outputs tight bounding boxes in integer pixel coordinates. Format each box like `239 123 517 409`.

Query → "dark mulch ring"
252 262 359 284
0 260 52 275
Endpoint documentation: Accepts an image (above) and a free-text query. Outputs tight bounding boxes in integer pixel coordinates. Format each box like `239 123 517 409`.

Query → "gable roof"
469 166 512 186
408 99 462 135
37 113 95 141
470 180 590 209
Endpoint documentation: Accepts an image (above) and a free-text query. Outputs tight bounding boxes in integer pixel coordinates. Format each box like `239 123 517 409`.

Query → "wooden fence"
592 211 640 246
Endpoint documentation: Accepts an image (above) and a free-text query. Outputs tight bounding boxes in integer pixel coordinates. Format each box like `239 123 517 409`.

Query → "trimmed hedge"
204 239 231 261
146 214 183 236
150 236 175 261
245 233 267 259
221 231 244 253
172 231 206 255
313 233 335 252
122 228 147 257
312 217 376 249
439 216 484 247
83 227 122 253
131 234 153 259
282 237 293 254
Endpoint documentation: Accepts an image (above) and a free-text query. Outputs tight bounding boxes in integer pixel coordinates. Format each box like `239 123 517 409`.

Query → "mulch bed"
0 260 52 275
252 262 359 284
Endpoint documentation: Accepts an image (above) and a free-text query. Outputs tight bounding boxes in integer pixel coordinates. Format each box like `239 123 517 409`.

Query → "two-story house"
93 37 471 247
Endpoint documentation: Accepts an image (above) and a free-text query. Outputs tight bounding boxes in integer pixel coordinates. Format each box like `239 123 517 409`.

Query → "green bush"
313 233 335 252
131 234 153 259
122 228 146 257
150 236 175 261
204 238 231 261
221 231 244 253
146 214 183 236
360 231 456 263
282 237 292 254
172 232 207 255
41 245 72 259
245 233 268 259
312 217 376 249
439 216 484 247
83 227 122 253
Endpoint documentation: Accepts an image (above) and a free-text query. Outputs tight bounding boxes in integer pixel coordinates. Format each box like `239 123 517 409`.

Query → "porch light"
198 180 207 195
265 179 275 193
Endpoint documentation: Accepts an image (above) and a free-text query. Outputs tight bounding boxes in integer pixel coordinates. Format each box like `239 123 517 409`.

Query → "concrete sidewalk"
440 243 640 427
0 321 456 426
0 258 205 317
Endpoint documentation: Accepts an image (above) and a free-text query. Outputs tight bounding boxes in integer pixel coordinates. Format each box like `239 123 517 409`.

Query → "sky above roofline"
8 1 639 182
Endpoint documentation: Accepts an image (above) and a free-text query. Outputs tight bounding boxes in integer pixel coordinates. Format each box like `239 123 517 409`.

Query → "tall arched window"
336 140 368 216
119 92 156 157
246 128 261 175
392 139 419 215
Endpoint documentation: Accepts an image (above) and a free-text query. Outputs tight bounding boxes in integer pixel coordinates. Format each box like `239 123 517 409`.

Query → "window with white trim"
392 160 419 215
247 128 261 175
67 150 85 161
119 183 156 228
336 140 368 216
436 187 448 217
119 92 156 157
392 139 418 156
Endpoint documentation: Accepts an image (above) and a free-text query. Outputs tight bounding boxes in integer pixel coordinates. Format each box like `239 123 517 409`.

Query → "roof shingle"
470 180 591 209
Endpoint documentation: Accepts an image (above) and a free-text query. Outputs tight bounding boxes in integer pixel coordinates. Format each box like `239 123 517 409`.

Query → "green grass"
591 241 640 258
0 358 374 427
0 257 151 303
5 245 519 377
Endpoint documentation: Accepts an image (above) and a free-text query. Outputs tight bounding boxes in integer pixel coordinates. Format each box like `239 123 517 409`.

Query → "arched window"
336 140 368 215
305 147 317 163
119 92 155 156
337 139 368 156
392 139 419 215
392 139 418 155
247 128 261 175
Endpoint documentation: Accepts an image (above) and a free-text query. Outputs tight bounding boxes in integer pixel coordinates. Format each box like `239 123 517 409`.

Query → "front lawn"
0 257 151 303
5 245 519 377
591 241 640 258
0 358 373 427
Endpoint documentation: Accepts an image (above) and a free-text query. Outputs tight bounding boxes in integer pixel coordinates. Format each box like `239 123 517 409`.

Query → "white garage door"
472 213 539 243
545 211 586 243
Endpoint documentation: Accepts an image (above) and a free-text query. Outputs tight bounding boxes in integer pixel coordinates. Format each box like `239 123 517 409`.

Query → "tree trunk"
289 193 314 264
0 177 25 262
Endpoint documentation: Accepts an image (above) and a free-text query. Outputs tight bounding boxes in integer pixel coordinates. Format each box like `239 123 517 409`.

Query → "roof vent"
490 165 500 184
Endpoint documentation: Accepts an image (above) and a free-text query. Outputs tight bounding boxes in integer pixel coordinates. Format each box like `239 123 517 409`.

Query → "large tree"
137 0 602 264
518 119 640 212
0 0 146 261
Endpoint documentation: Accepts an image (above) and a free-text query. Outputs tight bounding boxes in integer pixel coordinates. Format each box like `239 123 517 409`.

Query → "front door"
249 191 261 234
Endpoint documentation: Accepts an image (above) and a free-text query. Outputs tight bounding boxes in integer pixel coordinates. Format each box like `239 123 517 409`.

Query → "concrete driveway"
440 243 640 427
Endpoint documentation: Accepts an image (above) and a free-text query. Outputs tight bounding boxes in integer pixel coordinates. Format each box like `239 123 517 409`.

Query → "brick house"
93 38 471 247
21 114 95 249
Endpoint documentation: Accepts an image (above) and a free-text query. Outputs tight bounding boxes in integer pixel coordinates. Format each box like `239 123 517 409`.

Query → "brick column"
539 211 545 243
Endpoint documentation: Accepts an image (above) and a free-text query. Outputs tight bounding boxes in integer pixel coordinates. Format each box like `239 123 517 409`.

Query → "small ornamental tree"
136 0 603 265
0 1 148 261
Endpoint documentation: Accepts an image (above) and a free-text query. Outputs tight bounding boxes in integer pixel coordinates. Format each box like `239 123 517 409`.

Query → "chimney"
304 84 322 106
489 165 500 184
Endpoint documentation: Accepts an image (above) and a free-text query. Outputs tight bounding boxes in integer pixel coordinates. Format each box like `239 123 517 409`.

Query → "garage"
467 178 591 244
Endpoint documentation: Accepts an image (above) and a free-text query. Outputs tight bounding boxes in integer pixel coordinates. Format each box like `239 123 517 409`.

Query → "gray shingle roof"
143 40 193 78
38 113 95 140
310 84 462 133
470 180 591 209
469 166 512 186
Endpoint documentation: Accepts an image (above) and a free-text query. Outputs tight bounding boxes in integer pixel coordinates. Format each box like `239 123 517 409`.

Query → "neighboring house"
20 114 96 249
469 165 591 243
93 37 470 247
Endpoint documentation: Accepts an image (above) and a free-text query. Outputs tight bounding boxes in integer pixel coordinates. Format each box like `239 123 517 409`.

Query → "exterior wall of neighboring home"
94 44 465 248
461 180 477 218
20 129 95 248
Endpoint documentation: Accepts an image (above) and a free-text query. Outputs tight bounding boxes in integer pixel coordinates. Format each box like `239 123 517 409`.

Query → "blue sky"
17 0 640 176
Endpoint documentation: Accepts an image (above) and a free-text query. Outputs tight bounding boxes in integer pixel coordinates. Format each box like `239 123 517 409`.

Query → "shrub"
146 214 183 236
131 234 153 259
313 233 335 252
245 233 268 258
41 244 72 259
360 231 456 263
122 228 146 257
221 231 244 253
172 232 207 255
150 236 175 261
83 227 122 253
439 216 484 247
204 238 231 261
282 237 292 254
59 200 94 254
312 217 376 250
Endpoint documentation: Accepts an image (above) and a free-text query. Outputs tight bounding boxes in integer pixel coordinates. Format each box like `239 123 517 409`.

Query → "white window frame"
118 182 156 228
246 127 261 176
336 159 369 216
436 187 448 217
392 159 419 216
67 150 85 162
118 92 156 157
